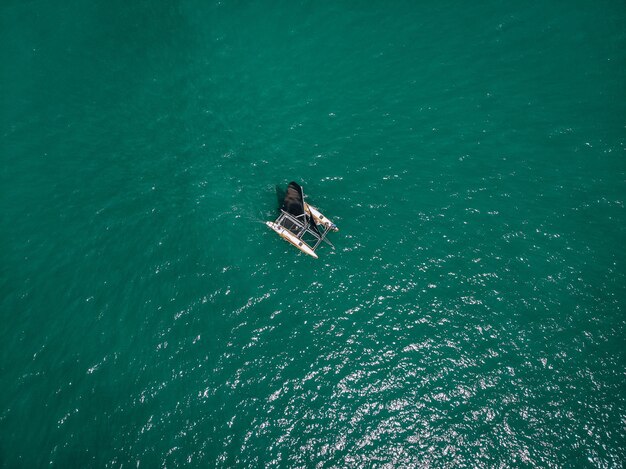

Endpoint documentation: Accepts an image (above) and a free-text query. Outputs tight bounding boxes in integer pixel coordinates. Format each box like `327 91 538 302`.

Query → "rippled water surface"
1 0 625 466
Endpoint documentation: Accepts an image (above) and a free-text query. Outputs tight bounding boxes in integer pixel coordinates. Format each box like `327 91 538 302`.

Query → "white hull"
266 221 318 258
305 203 338 231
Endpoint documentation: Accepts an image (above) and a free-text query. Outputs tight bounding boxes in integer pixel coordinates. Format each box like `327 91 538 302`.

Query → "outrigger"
266 182 338 258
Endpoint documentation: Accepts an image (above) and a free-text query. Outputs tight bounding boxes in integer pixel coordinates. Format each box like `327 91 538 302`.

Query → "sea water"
1 0 625 466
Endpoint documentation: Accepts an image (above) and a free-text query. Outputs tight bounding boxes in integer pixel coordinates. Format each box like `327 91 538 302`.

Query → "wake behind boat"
266 182 338 258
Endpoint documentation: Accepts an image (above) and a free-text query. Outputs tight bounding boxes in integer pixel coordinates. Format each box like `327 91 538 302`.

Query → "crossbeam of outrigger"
276 210 335 250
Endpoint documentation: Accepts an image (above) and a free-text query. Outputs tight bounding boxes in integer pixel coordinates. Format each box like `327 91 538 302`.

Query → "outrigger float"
266 182 338 258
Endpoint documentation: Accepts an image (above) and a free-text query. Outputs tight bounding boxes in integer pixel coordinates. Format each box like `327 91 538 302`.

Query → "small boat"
266 182 337 258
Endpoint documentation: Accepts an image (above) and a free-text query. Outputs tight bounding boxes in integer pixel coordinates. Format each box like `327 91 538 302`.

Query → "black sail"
281 181 305 216
281 181 322 237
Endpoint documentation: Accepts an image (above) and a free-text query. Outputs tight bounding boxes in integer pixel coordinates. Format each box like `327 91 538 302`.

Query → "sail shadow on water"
275 185 285 209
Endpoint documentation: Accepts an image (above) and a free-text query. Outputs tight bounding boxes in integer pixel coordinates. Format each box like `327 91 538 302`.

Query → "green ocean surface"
1 1 625 466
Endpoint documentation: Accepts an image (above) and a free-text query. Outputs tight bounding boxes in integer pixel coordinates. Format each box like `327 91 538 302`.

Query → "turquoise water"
1 0 625 466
